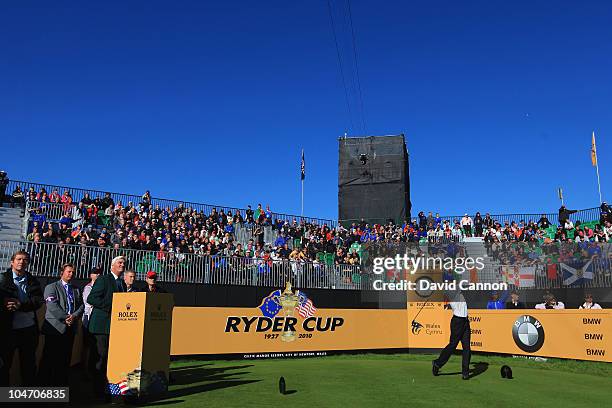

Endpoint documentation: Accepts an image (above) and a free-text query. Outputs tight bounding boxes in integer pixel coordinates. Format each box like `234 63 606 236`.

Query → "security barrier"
0 240 364 290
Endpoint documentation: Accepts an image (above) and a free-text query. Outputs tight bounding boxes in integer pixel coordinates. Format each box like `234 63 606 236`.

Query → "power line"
327 0 355 134
346 0 367 134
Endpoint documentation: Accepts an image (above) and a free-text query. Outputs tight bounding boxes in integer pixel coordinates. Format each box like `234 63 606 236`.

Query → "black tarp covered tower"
338 134 411 226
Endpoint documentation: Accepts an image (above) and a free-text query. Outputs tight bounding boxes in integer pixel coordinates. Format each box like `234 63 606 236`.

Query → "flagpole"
593 131 603 203
301 148 304 217
595 160 602 203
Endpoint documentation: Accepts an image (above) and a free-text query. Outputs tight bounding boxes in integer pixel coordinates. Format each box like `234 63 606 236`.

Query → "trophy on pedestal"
278 282 299 342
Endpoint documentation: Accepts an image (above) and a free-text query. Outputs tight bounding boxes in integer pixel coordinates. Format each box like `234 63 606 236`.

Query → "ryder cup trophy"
279 282 299 342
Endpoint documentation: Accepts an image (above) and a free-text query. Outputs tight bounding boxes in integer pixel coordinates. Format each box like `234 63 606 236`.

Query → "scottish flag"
258 289 282 318
561 259 595 286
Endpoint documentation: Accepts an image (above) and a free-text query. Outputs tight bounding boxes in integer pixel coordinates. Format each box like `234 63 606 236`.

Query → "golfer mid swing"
432 286 471 380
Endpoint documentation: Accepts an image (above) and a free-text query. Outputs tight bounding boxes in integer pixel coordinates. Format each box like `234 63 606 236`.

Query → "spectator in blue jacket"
486 290 509 309
274 233 287 248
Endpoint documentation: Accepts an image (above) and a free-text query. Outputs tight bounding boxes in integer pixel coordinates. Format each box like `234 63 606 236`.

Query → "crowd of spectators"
14 185 612 276
22 187 366 269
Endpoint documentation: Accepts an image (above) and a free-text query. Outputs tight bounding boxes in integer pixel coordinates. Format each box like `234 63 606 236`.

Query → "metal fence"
437 208 602 227
493 261 612 290
9 179 602 232
340 209 602 228
7 179 337 227
0 240 364 290
21 204 293 250
1 239 611 290
234 224 277 246
25 201 80 222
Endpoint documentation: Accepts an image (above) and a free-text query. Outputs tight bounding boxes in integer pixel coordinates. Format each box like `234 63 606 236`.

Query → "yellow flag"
591 131 597 167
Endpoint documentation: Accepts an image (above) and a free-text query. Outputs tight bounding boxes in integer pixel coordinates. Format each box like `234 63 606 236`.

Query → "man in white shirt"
452 224 464 241
460 214 473 237
432 287 471 380
579 293 602 309
603 221 612 241
535 293 565 309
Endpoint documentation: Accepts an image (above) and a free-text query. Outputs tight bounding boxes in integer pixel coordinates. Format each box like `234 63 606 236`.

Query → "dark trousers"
38 329 75 386
463 225 472 237
83 326 100 378
0 325 39 386
434 316 471 375
93 334 109 396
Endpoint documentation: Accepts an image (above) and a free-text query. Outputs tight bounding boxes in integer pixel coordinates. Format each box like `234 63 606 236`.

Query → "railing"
495 261 612 290
7 179 337 227
436 208 602 227
21 203 286 248
8 179 603 231
341 208 602 227
0 240 364 290
25 201 79 222
1 239 611 289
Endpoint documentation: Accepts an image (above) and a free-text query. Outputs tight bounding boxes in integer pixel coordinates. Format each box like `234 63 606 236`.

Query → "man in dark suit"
87 255 127 398
123 269 140 292
505 290 525 309
38 263 84 386
0 250 44 386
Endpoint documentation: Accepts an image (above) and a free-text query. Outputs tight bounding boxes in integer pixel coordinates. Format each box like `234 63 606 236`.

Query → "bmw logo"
512 315 545 353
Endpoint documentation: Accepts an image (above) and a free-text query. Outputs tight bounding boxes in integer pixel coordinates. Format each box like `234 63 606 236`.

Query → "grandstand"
1 177 611 298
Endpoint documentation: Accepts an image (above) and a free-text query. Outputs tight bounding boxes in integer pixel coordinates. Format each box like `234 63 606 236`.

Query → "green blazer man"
87 261 127 334
87 256 127 398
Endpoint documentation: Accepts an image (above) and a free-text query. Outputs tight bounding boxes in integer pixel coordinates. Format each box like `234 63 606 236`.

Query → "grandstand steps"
463 237 488 257
0 207 25 242
462 237 499 283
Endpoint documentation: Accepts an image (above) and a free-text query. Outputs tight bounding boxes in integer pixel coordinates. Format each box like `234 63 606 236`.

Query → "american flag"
108 379 130 395
297 290 316 318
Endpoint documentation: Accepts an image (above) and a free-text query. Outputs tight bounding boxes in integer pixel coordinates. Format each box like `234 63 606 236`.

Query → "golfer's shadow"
438 362 489 378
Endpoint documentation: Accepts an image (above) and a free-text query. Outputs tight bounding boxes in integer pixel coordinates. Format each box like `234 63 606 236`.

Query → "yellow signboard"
107 293 174 398
407 308 611 362
171 306 409 356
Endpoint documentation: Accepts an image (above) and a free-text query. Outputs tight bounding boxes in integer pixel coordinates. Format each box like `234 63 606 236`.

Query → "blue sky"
1 1 610 220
